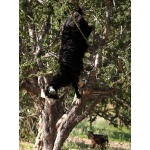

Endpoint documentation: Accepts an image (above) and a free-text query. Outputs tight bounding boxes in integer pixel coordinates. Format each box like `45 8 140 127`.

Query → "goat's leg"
72 82 81 105
45 84 58 99
45 73 64 99
72 82 81 99
91 141 96 149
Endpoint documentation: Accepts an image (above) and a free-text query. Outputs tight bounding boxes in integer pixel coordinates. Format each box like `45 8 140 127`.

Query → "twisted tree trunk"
33 54 114 150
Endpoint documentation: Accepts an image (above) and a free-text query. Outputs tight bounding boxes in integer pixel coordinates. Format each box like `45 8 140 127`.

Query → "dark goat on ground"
88 131 109 149
45 7 93 101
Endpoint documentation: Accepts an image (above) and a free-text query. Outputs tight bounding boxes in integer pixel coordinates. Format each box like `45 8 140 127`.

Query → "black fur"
88 131 109 149
45 7 93 99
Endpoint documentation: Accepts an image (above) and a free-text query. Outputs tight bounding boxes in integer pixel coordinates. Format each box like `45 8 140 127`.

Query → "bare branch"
36 0 45 5
103 0 111 40
23 0 37 52
75 96 100 122
35 4 53 70
38 12 51 44
44 52 59 59
19 113 40 120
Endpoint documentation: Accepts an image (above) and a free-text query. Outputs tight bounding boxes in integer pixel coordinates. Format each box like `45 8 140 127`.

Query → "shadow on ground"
65 137 131 150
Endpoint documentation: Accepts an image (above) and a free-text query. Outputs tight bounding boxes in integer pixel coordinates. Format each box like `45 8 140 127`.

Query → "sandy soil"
67 137 131 150
20 138 131 150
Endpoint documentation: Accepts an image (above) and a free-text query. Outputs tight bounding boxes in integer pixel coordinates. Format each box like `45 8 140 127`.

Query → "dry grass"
19 141 34 150
19 138 131 150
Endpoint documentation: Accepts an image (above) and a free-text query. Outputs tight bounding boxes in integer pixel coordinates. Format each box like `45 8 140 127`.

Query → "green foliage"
61 118 130 149
70 118 130 143
19 118 130 149
19 91 38 142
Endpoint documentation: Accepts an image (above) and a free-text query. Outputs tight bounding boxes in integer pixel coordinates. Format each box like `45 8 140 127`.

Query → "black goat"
88 131 109 149
45 7 93 101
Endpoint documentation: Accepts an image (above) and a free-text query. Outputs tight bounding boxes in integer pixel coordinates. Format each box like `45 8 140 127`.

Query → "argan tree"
19 0 131 149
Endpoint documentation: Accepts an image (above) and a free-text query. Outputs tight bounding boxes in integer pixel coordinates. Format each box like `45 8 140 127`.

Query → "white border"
132 0 150 149
1 0 150 150
0 1 19 150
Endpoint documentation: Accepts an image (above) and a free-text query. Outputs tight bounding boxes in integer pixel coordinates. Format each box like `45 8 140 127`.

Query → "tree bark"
33 58 114 150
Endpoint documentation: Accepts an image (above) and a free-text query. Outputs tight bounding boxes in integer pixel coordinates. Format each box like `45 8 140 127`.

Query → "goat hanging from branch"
44 6 93 104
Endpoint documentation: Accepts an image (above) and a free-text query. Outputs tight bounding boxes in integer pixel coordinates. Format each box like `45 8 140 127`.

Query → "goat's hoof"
72 95 81 105
48 86 56 95
45 86 58 99
75 98 81 105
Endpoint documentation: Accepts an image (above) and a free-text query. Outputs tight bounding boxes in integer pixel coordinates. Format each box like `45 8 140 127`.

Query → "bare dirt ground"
67 137 131 150
20 138 131 150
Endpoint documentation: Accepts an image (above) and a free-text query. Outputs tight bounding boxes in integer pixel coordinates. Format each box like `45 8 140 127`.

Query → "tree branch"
24 0 37 52
35 4 53 70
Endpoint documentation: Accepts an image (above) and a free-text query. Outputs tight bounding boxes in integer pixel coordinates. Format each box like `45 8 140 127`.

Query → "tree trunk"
34 97 65 150
42 100 57 150
33 65 115 150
